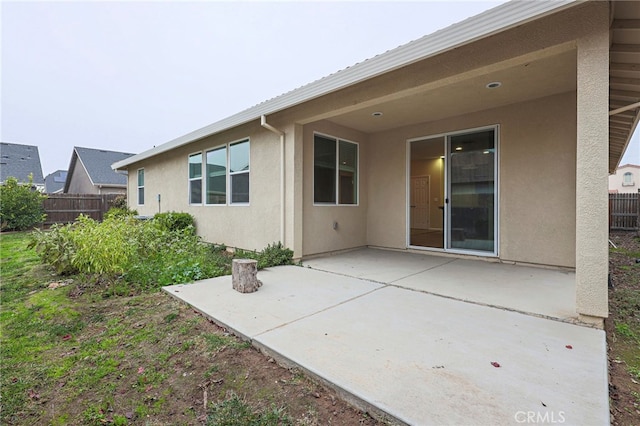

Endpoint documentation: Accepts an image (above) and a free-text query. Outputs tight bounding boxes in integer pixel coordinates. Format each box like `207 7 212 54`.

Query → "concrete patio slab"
393 258 576 321
163 265 383 338
305 248 576 322
257 285 607 425
304 248 453 283
164 256 608 425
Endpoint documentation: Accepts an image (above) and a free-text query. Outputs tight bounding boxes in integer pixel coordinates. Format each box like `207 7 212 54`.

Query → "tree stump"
232 259 262 293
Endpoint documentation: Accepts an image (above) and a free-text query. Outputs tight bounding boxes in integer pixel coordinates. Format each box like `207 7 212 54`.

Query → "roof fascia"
112 0 581 171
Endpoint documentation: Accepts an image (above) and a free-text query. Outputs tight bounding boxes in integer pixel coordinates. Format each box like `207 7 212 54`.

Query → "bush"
29 224 76 275
236 242 294 269
0 176 46 231
154 212 195 233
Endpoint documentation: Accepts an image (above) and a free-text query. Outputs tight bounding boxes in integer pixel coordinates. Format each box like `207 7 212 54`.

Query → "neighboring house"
0 142 45 190
113 1 640 326
609 164 640 193
65 147 134 194
44 170 68 193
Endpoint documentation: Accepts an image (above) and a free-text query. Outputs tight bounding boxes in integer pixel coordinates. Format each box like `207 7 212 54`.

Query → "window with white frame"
137 169 144 205
206 146 227 204
189 153 203 204
314 134 358 205
198 138 250 206
623 171 634 186
229 140 250 203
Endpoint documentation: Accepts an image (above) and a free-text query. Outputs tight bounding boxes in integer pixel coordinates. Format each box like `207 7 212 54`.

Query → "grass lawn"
608 231 640 425
0 231 378 425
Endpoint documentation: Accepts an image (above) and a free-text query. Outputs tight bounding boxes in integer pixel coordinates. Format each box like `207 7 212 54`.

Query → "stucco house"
65 147 134 194
113 0 640 326
609 163 640 193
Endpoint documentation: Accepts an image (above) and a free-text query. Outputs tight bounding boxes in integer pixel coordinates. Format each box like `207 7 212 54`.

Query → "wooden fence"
43 193 120 226
609 193 639 231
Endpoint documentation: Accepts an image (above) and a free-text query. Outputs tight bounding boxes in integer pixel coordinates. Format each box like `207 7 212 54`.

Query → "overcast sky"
2 0 639 176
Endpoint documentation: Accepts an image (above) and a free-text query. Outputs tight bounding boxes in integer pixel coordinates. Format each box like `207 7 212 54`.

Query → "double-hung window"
313 134 358 205
189 153 203 204
137 169 144 205
229 140 250 204
200 138 250 205
623 172 634 186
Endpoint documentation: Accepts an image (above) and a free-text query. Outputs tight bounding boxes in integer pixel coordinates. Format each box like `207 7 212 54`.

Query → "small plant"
257 242 294 269
153 212 195 233
206 392 292 426
0 175 46 231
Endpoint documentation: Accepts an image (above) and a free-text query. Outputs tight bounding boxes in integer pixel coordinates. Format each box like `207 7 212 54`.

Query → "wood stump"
232 259 262 293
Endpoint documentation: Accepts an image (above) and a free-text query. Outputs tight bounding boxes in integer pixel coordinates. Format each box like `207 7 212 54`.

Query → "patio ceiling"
325 1 640 174
326 49 576 135
610 1 640 172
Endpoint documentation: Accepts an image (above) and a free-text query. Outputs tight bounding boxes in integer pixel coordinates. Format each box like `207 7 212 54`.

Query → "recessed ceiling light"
486 81 502 89
371 111 383 117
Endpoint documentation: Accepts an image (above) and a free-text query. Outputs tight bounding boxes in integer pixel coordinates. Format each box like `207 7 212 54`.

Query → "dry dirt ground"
607 231 640 426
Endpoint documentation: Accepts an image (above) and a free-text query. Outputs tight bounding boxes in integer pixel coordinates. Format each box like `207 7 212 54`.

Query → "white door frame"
406 124 499 257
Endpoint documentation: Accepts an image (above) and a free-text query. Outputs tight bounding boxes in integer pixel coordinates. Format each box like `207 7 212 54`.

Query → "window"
196 138 250 206
206 146 226 204
314 134 358 205
229 140 250 203
189 153 202 204
137 169 144 205
623 172 634 186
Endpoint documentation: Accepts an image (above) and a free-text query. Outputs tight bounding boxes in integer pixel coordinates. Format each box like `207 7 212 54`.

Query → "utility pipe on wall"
260 115 286 245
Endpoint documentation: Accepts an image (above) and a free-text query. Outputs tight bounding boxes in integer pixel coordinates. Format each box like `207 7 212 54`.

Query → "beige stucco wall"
66 160 97 194
302 120 369 256
367 91 577 268
127 121 283 252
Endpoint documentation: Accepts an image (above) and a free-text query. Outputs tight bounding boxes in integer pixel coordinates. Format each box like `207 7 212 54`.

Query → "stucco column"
284 123 304 259
575 14 609 323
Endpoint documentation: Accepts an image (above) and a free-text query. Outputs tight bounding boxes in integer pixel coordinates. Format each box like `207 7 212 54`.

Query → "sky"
2 0 639 176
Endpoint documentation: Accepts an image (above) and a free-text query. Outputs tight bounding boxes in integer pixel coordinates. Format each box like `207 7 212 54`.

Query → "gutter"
260 115 286 245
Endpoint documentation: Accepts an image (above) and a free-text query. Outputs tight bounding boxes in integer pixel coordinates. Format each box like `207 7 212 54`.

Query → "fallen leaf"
62 334 72 341
565 345 573 349
137 367 145 374
145 385 153 392
27 389 40 400
491 361 501 368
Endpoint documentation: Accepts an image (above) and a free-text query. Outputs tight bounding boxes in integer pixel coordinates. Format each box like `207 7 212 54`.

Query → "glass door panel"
447 129 496 253
409 137 445 248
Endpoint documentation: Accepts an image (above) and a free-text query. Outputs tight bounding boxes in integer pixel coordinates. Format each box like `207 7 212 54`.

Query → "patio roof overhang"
112 1 640 174
609 1 640 172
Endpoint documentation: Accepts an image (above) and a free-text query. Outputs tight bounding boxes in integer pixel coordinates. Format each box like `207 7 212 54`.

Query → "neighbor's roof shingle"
72 147 135 186
0 142 45 184
44 170 68 193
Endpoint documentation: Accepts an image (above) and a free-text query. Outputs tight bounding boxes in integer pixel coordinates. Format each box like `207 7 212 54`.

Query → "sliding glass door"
408 127 497 255
447 129 496 254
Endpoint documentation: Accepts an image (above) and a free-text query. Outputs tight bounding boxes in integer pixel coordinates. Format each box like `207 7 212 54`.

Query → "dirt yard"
607 231 640 426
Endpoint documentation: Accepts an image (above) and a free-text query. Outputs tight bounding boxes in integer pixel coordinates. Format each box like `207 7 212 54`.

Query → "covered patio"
164 248 607 425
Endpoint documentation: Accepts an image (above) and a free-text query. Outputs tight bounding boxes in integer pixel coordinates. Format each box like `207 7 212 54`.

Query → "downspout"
260 115 285 245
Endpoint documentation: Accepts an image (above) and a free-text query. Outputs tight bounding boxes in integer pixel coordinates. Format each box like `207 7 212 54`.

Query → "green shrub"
237 242 294 269
29 224 77 275
0 176 46 231
153 212 195 234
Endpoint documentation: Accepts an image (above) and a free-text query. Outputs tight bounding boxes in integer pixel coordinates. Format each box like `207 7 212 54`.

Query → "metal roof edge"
112 0 580 171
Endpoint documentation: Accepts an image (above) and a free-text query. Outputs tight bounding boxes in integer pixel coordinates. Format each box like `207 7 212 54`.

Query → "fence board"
609 193 639 230
43 193 119 225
